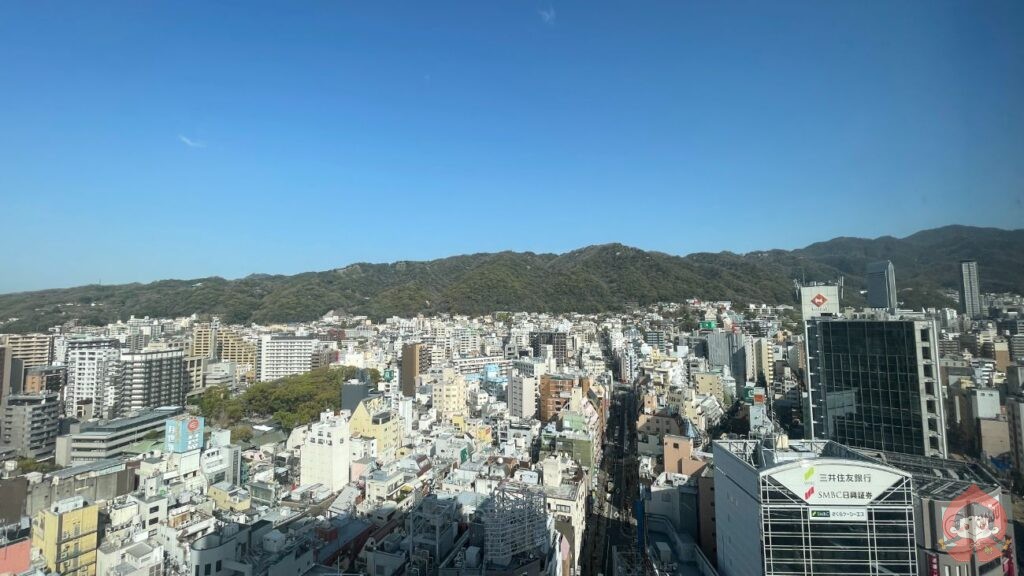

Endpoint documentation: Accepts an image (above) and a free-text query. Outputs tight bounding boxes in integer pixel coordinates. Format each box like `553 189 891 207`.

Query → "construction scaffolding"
480 482 549 568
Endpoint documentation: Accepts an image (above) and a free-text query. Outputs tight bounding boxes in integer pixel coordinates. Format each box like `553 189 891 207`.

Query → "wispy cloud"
539 6 556 26
178 134 206 148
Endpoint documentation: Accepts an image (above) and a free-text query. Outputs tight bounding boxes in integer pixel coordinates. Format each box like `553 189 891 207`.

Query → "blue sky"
1 1 1022 293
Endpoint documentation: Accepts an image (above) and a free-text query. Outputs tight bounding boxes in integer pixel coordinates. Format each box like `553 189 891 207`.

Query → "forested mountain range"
1 225 1021 332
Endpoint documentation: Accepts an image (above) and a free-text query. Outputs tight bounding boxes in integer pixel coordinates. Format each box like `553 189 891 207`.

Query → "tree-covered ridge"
1 225 1021 331
197 366 381 431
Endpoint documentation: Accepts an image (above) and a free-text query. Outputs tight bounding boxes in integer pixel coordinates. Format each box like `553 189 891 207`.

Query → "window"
216 561 222 572
205 564 211 576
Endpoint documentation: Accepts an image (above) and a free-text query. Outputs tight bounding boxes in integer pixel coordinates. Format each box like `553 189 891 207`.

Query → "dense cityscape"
4 2 1022 575
0 257 1020 576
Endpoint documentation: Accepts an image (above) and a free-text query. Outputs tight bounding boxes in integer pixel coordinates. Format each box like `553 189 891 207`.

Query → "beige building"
693 372 725 406
190 323 217 359
752 337 775 384
432 368 467 424
218 328 258 381
0 333 53 369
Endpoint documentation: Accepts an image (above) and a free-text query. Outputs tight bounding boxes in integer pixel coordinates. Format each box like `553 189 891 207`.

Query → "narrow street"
582 383 639 576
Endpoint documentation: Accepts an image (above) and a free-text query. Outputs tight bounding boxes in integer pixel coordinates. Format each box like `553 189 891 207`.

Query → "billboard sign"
165 415 205 453
941 484 1011 565
800 286 840 319
768 461 903 506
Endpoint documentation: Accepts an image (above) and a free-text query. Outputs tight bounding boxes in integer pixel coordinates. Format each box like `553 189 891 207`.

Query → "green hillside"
1 225 1020 331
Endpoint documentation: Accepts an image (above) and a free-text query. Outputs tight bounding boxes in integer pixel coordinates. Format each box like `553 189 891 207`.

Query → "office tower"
32 496 99 576
0 392 60 459
959 260 982 319
805 317 947 457
0 333 54 369
257 334 318 382
538 373 588 421
64 338 121 419
509 374 537 420
119 347 186 415
300 411 351 493
529 332 568 362
400 342 431 397
714 438 916 576
866 260 897 311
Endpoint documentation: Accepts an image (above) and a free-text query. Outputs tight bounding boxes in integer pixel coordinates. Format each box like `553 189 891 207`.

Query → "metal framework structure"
480 482 548 568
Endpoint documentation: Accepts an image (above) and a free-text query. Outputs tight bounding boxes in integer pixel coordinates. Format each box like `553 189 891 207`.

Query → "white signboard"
800 286 840 318
809 507 868 522
767 461 903 506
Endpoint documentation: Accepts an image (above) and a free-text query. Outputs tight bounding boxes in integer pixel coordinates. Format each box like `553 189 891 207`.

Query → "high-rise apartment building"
32 496 99 576
190 322 218 359
257 335 318 382
119 347 186 415
218 328 257 369
300 410 351 493
751 337 775 385
805 317 947 457
509 374 537 420
0 333 53 370
0 392 60 459
959 260 982 319
400 342 431 397
714 438 917 576
64 338 122 419
865 260 897 311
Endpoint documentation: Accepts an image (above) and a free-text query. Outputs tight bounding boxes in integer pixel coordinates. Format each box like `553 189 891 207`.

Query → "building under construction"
402 482 564 576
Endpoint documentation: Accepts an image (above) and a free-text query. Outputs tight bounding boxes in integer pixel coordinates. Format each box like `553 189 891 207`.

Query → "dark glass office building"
805 317 946 458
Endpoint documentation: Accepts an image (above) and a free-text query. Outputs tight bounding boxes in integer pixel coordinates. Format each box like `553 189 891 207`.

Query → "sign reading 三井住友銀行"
767 461 904 506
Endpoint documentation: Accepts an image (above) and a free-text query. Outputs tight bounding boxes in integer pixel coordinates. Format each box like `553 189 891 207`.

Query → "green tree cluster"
198 366 380 431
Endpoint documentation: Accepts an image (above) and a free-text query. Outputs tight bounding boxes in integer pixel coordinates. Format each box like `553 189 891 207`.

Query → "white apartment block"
258 335 318 382
300 410 351 493
65 338 122 419
509 375 536 420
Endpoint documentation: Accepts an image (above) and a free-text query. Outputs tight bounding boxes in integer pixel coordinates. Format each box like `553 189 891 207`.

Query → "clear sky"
1 1 1022 293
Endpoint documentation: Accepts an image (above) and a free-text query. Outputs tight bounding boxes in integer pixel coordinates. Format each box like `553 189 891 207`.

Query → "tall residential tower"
959 260 982 319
